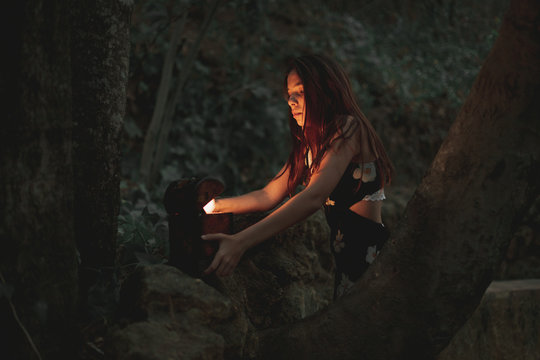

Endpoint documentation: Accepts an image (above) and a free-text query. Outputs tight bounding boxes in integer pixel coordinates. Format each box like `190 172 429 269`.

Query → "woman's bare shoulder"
327 115 361 156
342 115 377 162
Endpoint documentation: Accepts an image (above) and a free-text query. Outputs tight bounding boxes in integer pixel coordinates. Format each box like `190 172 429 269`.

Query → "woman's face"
286 70 305 127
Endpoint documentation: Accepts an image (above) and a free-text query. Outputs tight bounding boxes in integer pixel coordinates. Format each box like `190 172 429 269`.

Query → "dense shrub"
119 0 506 258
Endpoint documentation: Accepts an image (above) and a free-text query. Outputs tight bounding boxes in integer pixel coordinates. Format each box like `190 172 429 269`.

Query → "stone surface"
106 209 333 359
206 209 334 329
438 279 540 360
107 264 250 359
107 320 225 360
117 264 234 323
107 207 540 360
107 202 540 360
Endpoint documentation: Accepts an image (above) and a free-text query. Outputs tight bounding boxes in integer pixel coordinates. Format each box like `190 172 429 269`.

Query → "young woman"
202 54 393 299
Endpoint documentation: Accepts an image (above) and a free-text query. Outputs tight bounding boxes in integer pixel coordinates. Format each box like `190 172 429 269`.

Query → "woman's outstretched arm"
208 164 291 214
203 135 358 276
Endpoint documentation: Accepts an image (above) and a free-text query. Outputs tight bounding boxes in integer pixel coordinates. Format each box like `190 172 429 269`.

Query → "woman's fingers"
202 234 224 275
201 233 241 277
217 261 233 277
201 233 224 242
205 255 231 277
203 261 215 276
205 253 237 277
203 252 222 275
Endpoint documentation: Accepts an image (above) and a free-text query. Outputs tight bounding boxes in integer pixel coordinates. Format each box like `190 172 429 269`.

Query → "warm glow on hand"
203 198 216 214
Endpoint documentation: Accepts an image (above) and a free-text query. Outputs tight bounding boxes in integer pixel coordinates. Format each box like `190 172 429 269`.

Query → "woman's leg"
331 211 389 299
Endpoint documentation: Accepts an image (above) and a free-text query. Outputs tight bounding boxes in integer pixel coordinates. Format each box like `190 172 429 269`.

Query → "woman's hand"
202 233 246 277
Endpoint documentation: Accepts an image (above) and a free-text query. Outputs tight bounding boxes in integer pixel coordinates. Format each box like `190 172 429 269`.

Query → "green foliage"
117 181 169 267
125 0 505 191
120 0 508 262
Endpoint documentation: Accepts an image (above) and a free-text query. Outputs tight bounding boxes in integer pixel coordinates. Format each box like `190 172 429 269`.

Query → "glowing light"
203 199 216 214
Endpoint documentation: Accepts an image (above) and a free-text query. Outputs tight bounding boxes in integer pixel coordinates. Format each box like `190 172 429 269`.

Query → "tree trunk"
0 0 132 358
71 0 132 316
256 0 540 359
0 1 77 358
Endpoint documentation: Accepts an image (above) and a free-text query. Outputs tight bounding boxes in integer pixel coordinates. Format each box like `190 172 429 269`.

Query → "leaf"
142 206 161 225
124 118 143 138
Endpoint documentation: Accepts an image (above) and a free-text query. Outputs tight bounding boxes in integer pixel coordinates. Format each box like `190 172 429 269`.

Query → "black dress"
308 157 390 299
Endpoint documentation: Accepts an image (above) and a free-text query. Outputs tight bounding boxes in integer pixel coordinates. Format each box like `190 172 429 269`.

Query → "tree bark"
71 0 132 315
256 0 540 359
0 0 132 358
0 1 77 358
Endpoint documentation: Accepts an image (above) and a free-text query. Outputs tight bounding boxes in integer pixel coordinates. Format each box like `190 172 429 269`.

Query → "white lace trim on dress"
362 188 385 201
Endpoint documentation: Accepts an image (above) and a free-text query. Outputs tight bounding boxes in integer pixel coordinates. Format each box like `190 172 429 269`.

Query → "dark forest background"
6 1 540 359
118 0 508 271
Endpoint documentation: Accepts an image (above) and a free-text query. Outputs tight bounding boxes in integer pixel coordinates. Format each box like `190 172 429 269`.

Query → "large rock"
106 209 333 359
107 320 225 360
438 279 540 360
107 207 540 359
106 264 251 359
206 209 334 329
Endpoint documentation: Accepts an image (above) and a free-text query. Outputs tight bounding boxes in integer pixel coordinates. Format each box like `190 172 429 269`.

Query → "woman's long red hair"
280 54 393 195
